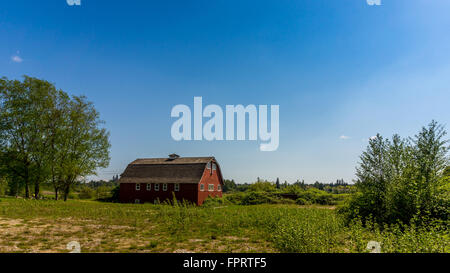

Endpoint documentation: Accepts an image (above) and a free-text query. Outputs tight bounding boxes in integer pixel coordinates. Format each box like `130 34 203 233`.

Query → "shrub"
272 209 344 252
248 181 277 192
350 122 450 225
78 187 94 199
95 186 113 200
295 198 310 205
110 185 120 202
224 192 246 204
202 196 228 207
241 191 275 205
296 188 337 205
277 198 296 205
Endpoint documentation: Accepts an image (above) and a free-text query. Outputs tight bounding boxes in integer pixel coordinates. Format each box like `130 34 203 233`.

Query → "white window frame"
206 162 211 169
200 184 205 191
208 184 214 192
146 183 151 191
217 185 222 191
163 183 168 191
174 183 180 192
154 183 160 191
135 183 140 191
212 163 217 171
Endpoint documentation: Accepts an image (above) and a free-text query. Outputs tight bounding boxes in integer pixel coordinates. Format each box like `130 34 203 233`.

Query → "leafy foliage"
0 76 110 200
340 121 449 224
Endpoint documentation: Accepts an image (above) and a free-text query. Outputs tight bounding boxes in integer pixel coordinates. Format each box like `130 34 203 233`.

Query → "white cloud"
339 135 350 140
11 55 23 63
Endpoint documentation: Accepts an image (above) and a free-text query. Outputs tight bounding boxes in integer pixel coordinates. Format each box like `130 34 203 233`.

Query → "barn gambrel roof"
119 156 222 184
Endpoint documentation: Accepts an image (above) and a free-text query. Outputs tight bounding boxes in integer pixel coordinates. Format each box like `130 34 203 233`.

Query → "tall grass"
0 198 448 253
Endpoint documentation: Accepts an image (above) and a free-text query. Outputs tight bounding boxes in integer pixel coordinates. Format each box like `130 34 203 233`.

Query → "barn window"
163 183 168 191
146 183 151 191
217 185 222 191
200 184 205 191
174 183 180 192
208 184 214 191
135 199 140 204
206 162 211 169
212 163 217 171
154 183 160 191
135 183 140 191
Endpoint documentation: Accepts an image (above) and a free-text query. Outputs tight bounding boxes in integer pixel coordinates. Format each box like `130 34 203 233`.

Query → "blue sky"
1 0 449 183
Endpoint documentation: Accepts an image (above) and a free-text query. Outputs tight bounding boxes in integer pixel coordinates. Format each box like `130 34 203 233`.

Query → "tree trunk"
25 180 30 198
24 160 30 198
54 187 59 200
34 183 40 199
63 186 69 201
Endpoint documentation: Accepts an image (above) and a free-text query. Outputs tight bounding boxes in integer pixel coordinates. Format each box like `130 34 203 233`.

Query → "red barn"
118 154 224 205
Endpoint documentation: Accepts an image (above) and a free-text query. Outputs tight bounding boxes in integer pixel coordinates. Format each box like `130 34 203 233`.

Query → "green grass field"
0 197 448 253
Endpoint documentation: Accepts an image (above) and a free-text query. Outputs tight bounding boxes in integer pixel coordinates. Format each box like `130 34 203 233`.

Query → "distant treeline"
222 178 353 194
81 178 119 189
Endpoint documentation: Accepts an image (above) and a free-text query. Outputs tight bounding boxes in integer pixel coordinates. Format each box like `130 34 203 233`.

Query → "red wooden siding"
119 183 199 204
197 165 223 205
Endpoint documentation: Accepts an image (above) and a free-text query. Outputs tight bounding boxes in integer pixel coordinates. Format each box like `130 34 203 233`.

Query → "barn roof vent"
168 153 180 160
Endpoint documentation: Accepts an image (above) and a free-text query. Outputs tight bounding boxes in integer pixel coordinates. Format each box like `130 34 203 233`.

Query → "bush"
295 198 310 205
202 196 228 207
272 209 344 252
78 187 94 199
223 192 246 204
347 216 449 253
241 191 275 205
277 198 296 205
349 122 450 225
223 188 340 206
110 185 120 202
248 181 277 192
95 186 113 200
296 188 337 205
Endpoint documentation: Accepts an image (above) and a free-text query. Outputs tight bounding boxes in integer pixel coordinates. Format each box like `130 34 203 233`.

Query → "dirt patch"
0 217 142 253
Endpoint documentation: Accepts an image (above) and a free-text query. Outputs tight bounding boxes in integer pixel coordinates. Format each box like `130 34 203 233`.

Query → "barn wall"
198 166 223 205
119 183 198 205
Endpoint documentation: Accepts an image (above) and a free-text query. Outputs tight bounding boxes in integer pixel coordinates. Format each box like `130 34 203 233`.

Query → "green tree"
57 96 111 201
0 76 110 201
343 121 449 224
0 76 58 198
384 134 416 222
249 181 276 192
223 179 237 192
353 134 390 222
410 120 449 218
443 166 450 177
